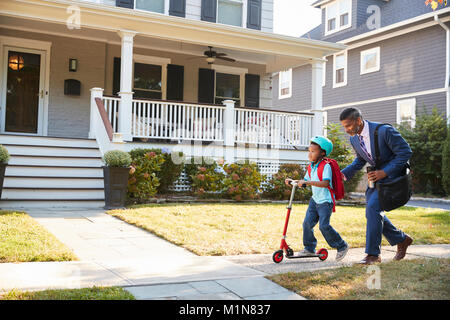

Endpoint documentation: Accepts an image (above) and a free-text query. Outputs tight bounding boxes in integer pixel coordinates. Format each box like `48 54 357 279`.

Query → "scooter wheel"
272 250 284 263
317 248 328 261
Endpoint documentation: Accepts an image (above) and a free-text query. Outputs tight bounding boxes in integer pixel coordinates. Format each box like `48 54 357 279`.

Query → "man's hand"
341 172 347 181
368 170 387 182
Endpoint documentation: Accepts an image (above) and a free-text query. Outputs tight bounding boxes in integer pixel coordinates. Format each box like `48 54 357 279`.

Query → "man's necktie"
359 135 372 161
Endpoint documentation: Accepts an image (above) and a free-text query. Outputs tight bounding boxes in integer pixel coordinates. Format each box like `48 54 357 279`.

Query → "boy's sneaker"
335 245 349 262
297 249 316 257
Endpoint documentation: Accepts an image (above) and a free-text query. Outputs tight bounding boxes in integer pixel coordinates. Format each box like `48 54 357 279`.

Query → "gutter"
435 14 450 124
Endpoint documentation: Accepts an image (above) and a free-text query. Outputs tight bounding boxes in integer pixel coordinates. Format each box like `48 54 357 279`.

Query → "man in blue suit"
339 108 413 265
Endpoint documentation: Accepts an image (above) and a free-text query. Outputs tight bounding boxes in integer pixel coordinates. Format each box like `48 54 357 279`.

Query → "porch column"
310 60 324 137
223 99 236 163
117 30 137 141
89 87 104 139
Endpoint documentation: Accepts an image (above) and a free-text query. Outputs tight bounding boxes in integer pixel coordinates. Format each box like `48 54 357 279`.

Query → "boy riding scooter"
285 136 349 262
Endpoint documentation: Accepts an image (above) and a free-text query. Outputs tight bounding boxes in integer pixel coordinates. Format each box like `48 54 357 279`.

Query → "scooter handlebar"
287 179 307 188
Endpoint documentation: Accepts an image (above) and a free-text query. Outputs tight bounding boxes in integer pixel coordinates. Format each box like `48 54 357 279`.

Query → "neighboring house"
0 0 344 207
272 0 450 128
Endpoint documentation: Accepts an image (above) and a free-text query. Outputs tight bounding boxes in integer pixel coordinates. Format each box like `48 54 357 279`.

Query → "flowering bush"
127 149 165 200
262 163 312 201
186 157 225 197
221 161 265 201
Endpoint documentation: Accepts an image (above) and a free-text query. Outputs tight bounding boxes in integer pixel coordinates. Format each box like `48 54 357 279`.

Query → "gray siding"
324 25 446 107
304 0 440 42
325 91 447 125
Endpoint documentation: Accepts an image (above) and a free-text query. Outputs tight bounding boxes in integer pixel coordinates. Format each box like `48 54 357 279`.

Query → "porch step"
0 135 106 209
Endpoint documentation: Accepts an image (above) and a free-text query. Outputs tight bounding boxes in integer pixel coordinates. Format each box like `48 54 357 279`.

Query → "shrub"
398 107 447 195
262 163 312 201
127 149 165 200
0 145 10 164
221 161 265 201
442 125 450 196
186 157 225 197
102 150 131 167
326 123 363 194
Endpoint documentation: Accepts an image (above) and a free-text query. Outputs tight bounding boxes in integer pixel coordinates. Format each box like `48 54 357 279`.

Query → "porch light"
206 57 215 64
8 54 24 71
69 58 78 72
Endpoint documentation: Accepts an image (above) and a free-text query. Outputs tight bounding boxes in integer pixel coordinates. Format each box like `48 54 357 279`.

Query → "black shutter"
201 0 217 22
116 0 134 9
169 0 186 17
167 64 184 101
247 0 262 30
198 68 215 104
245 74 260 108
113 57 121 96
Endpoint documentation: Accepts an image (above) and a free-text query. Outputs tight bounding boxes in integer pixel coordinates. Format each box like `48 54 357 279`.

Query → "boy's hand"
285 178 293 187
298 180 307 187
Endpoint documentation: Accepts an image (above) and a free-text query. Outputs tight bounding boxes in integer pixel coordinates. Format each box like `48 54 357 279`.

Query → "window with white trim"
397 98 416 128
360 47 380 75
135 0 166 14
325 0 352 36
333 51 347 88
218 0 245 27
279 69 292 99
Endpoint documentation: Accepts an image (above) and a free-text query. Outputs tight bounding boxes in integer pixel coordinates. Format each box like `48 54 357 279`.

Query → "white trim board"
323 88 448 111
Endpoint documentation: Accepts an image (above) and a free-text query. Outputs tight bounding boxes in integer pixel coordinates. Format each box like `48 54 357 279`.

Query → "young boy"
285 136 349 261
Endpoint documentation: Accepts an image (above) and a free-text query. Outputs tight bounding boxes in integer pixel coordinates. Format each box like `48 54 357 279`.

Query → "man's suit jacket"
341 121 412 184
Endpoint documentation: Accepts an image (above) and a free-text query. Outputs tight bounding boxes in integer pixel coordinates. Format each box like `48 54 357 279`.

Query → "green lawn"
268 258 450 300
0 210 77 263
0 286 135 300
108 203 450 256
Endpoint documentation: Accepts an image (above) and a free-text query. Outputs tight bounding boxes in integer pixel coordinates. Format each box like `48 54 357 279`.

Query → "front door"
1 47 46 135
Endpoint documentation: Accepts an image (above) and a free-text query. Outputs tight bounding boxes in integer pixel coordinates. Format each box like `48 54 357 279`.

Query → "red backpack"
307 158 345 212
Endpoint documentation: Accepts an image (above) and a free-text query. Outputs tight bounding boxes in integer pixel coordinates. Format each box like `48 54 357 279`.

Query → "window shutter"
245 74 260 108
247 0 262 30
201 0 217 22
116 0 134 9
167 64 184 101
113 57 121 96
198 68 215 104
169 0 186 17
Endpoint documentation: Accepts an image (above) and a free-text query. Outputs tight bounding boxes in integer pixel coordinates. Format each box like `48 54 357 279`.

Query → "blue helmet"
310 135 333 156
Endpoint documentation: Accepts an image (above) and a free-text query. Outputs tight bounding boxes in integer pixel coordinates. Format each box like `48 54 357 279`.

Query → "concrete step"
5 165 103 178
8 155 103 167
5 144 102 157
0 199 105 209
0 134 97 148
2 188 105 200
3 177 104 189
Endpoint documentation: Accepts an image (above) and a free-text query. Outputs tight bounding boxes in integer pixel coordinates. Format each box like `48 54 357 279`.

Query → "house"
272 0 450 128
0 0 344 208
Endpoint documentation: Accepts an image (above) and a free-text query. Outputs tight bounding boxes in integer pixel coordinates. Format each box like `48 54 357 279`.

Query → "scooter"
272 179 328 263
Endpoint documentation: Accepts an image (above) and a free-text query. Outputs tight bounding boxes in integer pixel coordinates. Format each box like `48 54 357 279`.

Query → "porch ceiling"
0 0 346 73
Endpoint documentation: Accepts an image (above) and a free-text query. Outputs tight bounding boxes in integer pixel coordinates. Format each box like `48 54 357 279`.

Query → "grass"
0 210 77 263
268 258 450 300
107 203 450 256
0 286 135 300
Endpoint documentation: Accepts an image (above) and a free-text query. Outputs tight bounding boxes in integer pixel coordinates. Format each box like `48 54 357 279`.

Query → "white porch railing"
95 92 314 152
131 99 225 142
235 107 313 149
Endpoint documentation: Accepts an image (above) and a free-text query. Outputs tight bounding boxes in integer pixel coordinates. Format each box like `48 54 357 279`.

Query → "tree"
398 107 447 196
442 125 450 196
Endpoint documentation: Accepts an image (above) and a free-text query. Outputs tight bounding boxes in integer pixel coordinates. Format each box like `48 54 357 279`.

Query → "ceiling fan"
189 46 236 64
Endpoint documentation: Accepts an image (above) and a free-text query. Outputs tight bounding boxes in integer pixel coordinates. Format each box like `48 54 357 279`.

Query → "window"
325 0 352 36
279 69 292 99
215 72 240 105
218 0 244 27
360 47 380 75
397 98 416 128
333 51 347 88
135 0 165 14
133 63 162 99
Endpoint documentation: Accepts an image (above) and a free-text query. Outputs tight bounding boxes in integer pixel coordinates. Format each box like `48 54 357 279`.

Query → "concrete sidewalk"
0 208 448 300
0 208 304 300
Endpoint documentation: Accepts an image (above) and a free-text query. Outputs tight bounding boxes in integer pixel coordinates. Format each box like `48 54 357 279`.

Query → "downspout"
434 14 450 124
